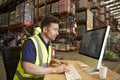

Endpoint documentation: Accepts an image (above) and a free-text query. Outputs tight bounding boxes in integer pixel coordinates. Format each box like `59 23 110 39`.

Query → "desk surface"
44 60 120 80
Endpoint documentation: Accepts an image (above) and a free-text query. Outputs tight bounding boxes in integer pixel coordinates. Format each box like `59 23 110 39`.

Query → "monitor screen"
79 26 110 69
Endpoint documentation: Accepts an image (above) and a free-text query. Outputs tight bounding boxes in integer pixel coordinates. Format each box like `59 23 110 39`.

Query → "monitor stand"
81 67 99 74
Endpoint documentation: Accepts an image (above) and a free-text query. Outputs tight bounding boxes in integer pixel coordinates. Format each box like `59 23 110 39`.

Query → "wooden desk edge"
44 60 120 80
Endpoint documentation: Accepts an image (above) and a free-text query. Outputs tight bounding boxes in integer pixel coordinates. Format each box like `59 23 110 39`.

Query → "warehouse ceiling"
105 0 120 26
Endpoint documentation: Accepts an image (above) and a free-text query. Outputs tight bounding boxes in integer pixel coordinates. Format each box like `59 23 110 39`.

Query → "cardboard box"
16 2 34 26
51 2 58 13
59 0 71 13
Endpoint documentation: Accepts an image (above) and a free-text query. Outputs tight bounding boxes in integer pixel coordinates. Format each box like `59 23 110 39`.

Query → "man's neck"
40 32 49 44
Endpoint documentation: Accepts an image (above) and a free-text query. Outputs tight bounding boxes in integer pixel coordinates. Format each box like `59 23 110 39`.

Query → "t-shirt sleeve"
22 39 36 63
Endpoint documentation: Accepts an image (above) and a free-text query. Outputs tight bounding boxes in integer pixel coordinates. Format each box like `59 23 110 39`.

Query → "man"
13 15 68 80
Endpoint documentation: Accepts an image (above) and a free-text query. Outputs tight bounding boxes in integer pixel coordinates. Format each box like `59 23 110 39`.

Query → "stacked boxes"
99 6 105 22
70 2 75 15
76 9 93 30
90 0 99 8
100 14 105 22
46 4 51 15
37 0 45 6
110 15 114 23
1 12 9 27
76 11 86 21
91 9 99 17
0 0 9 6
99 6 105 14
35 0 41 6
105 7 110 25
39 6 45 17
0 0 3 6
4 0 8 4
99 0 104 6
76 0 89 11
106 7 110 12
105 19 110 25
51 2 58 14
86 9 93 30
37 0 75 16
59 0 71 13
105 12 110 25
60 16 69 22
9 11 16 25
16 2 34 26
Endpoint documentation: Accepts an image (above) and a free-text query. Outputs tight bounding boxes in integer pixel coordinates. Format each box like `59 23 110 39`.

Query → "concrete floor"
0 53 6 80
0 51 120 80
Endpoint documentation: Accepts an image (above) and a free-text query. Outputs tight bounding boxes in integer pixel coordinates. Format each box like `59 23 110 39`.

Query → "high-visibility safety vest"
13 35 52 80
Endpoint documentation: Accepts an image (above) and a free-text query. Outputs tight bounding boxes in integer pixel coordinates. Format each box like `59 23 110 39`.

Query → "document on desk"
78 62 88 67
81 67 99 74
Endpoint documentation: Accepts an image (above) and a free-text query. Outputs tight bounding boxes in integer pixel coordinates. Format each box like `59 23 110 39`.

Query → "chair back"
2 46 21 80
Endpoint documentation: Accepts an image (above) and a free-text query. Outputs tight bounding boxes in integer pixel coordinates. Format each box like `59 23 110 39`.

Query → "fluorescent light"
118 27 120 30
110 6 120 10
105 0 120 25
105 1 120 7
106 6 109 8
108 4 115 7
111 10 119 13
115 16 120 18
113 12 120 15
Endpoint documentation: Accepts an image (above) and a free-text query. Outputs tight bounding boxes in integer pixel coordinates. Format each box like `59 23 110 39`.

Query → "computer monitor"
78 26 110 71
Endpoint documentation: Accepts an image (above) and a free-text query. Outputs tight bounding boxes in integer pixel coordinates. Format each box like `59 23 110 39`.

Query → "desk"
44 60 120 80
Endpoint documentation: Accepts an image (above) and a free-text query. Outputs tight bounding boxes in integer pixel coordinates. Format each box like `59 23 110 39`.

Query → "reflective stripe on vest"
16 71 43 80
31 36 48 67
14 35 52 80
34 35 52 66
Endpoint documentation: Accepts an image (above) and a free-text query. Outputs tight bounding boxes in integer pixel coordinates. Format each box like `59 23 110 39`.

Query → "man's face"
45 23 59 40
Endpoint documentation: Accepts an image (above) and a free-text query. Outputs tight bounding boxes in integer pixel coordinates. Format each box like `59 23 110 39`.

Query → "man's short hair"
41 15 60 30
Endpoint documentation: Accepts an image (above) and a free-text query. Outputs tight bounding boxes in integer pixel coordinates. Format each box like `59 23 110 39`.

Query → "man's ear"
43 27 47 33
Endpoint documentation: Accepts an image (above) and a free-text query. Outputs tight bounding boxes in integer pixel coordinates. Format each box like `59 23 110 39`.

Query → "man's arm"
50 58 68 67
22 61 68 75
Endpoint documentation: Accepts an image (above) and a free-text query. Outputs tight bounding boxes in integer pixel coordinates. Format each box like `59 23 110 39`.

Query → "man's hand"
53 64 69 73
50 59 68 67
57 60 68 65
